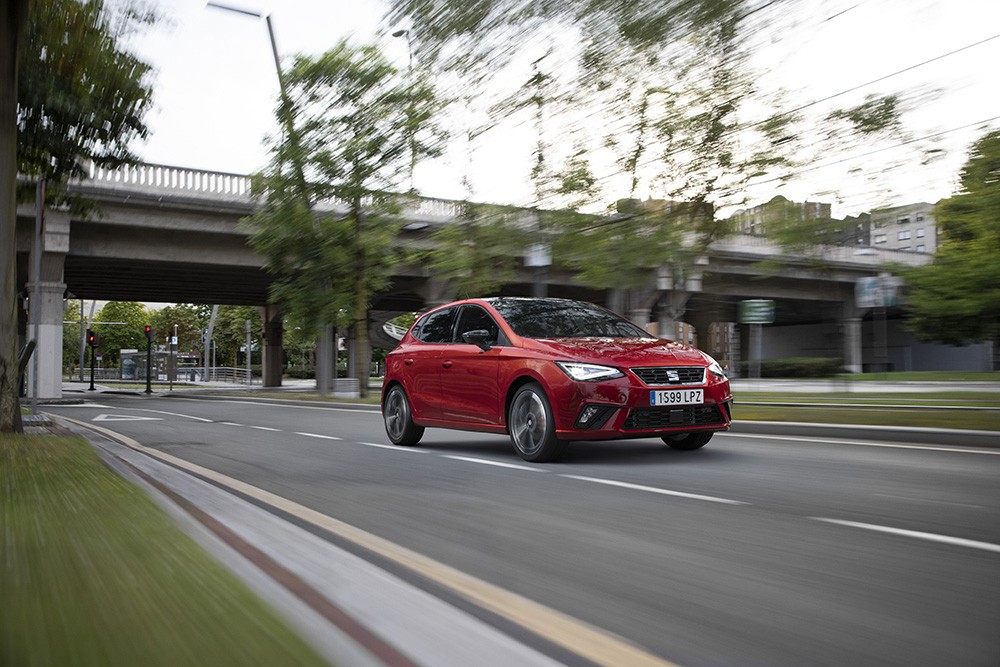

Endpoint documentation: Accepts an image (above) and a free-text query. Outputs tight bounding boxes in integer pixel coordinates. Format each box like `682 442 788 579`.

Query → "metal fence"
66 366 254 384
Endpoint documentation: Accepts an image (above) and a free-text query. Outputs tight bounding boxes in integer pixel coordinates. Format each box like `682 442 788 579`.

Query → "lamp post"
392 28 417 193
206 2 308 199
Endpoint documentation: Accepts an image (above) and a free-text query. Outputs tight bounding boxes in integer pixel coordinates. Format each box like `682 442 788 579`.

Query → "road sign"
856 274 902 309
739 299 775 324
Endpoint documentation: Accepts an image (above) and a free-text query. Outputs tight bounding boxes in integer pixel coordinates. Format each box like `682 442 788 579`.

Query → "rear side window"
414 307 455 343
455 306 502 346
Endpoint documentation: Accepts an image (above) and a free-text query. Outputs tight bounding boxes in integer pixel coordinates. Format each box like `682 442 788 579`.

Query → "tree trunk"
0 0 30 432
352 205 369 398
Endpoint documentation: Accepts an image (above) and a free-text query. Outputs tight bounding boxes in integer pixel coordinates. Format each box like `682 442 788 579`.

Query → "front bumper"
549 374 732 441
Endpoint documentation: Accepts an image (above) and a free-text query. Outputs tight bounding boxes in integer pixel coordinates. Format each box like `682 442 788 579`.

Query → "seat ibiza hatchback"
381 297 732 462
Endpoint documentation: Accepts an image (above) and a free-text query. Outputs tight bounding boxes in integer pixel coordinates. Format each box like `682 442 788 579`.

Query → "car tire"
508 383 565 462
661 431 713 450
383 385 424 446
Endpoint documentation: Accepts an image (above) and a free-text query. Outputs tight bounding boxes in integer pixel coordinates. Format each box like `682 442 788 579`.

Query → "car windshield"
488 298 649 339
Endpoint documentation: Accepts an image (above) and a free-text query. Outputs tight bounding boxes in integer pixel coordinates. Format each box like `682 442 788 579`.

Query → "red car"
381 297 733 462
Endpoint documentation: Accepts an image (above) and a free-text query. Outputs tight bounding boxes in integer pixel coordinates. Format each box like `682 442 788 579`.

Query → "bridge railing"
77 160 931 268
82 160 469 219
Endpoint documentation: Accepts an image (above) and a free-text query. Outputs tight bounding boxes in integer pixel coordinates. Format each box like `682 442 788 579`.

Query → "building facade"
869 202 937 253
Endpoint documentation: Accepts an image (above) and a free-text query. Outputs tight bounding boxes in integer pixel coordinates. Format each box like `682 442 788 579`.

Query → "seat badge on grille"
667 370 680 382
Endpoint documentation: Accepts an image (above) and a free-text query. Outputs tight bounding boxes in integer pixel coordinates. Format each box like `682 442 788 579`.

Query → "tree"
424 202 530 298
148 304 202 355
902 130 1000 369
211 306 262 368
1 0 155 431
245 40 443 397
92 301 148 366
1 0 30 432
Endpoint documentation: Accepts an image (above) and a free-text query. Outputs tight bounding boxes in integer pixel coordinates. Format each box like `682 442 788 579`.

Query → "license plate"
650 389 703 406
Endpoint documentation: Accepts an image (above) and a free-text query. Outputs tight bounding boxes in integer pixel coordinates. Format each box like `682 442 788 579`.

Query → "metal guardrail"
66 366 254 384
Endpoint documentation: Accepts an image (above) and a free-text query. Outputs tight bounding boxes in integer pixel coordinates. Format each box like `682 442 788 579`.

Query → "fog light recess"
575 404 616 429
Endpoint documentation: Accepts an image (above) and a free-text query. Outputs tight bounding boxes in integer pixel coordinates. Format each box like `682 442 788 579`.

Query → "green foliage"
902 131 1000 362
426 203 530 298
826 94 903 139
738 356 844 379
147 304 201 354
211 306 262 368
17 0 155 208
91 301 149 364
245 39 445 395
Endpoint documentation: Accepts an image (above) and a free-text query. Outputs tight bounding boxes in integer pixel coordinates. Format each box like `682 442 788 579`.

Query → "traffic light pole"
145 336 152 395
88 342 96 391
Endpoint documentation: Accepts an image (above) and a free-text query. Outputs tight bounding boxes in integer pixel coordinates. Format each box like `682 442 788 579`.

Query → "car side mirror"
461 329 493 352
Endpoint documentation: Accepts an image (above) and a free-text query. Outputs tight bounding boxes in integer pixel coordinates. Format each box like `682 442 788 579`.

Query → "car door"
437 305 505 425
405 307 456 419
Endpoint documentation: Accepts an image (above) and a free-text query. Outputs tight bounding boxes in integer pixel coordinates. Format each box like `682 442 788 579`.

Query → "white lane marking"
247 425 281 432
813 518 1000 554
219 422 244 427
132 408 214 423
718 432 1000 455
562 475 748 505
93 414 163 422
442 455 545 472
175 397 379 415
359 442 428 453
872 493 985 509
294 432 343 441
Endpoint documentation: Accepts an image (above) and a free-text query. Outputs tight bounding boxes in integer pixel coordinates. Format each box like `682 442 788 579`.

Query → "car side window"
414 307 456 343
455 306 502 346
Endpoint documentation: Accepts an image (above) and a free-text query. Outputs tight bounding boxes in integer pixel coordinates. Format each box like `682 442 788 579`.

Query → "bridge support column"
419 278 455 309
842 304 863 373
25 208 69 400
26 282 67 399
655 289 691 341
260 304 283 387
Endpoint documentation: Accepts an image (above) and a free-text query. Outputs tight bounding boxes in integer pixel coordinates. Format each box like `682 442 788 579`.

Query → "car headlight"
555 361 625 382
703 353 727 378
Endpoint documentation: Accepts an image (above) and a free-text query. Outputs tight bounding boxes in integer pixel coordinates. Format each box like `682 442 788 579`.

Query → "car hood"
525 338 709 367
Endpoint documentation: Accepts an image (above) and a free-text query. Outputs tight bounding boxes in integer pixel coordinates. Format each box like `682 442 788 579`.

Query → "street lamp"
206 2 309 199
392 28 417 192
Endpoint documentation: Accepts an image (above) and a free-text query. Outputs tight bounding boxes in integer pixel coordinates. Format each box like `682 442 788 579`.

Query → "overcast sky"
129 0 1000 218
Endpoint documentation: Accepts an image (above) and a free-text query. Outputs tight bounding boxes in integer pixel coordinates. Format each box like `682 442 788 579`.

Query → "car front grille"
630 366 705 386
622 405 725 430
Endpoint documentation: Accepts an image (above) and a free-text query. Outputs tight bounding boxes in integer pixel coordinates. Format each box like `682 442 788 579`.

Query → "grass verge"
0 433 330 667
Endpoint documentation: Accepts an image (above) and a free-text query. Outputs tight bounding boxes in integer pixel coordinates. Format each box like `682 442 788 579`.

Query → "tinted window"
414 307 456 343
489 298 648 339
455 306 501 346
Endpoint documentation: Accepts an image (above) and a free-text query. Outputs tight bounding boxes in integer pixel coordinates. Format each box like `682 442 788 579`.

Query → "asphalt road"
45 394 1000 667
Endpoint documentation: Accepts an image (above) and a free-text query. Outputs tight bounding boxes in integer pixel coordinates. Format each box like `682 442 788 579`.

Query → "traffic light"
144 325 154 342
86 329 96 346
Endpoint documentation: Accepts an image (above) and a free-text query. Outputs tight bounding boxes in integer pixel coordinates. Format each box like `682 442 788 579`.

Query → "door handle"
442 360 453 369
404 358 414 365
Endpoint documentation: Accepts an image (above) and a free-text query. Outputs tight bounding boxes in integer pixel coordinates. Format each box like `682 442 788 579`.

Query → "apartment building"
869 202 937 253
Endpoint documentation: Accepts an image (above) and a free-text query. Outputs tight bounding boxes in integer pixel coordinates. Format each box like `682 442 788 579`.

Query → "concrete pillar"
25 282 66 399
260 304 283 387
843 316 863 374
656 290 691 342
420 278 455 309
25 208 69 400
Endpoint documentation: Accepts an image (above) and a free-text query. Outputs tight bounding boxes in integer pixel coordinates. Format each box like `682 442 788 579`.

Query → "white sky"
130 0 1000 218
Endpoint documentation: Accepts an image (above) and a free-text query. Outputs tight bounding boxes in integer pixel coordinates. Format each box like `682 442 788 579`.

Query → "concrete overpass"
15 162 932 399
